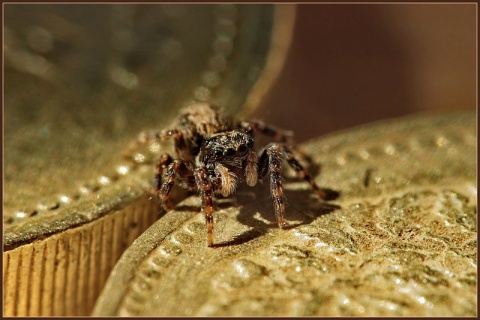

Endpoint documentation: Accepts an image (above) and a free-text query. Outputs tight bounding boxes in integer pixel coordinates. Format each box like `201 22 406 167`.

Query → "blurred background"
255 4 476 142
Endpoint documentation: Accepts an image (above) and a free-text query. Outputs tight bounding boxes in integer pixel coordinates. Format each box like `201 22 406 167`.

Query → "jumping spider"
126 103 337 247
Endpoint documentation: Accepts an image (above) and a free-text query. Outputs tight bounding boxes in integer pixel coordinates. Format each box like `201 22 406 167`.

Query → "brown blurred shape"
256 4 476 142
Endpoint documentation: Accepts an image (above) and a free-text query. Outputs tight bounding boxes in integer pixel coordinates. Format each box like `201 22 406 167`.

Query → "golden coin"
3 4 292 316
93 111 476 316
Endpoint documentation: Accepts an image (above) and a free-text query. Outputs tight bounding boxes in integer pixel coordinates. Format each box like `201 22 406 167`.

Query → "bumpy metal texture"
3 4 294 316
93 110 476 317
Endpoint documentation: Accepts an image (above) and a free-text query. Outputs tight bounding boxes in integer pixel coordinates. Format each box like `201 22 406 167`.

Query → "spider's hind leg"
241 120 294 143
280 145 333 201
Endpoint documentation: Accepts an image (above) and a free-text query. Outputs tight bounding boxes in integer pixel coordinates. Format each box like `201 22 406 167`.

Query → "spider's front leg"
124 127 200 163
258 144 288 228
157 159 194 210
154 153 173 195
194 167 215 247
258 143 331 228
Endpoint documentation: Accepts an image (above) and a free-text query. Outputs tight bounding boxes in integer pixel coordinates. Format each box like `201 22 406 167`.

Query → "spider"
126 103 337 247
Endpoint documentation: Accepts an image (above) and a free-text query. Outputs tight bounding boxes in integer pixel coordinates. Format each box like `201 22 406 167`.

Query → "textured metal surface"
3 4 294 316
93 110 476 317
4 4 277 228
3 195 158 316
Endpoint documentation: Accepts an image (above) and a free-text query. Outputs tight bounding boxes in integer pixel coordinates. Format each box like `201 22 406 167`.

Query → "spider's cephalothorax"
199 130 258 195
126 103 336 247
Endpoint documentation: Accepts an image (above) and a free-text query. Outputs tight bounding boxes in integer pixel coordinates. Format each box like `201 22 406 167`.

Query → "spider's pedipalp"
214 164 237 197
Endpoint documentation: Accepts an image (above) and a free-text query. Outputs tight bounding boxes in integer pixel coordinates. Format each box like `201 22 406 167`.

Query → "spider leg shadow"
210 228 265 248
214 185 341 247
281 199 341 230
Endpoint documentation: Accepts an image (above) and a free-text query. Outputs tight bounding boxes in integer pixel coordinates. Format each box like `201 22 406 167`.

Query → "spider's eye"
237 144 247 154
225 148 235 158
246 138 254 148
214 149 223 158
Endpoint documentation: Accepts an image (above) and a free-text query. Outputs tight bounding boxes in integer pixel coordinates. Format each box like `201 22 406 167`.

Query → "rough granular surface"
93 111 476 317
